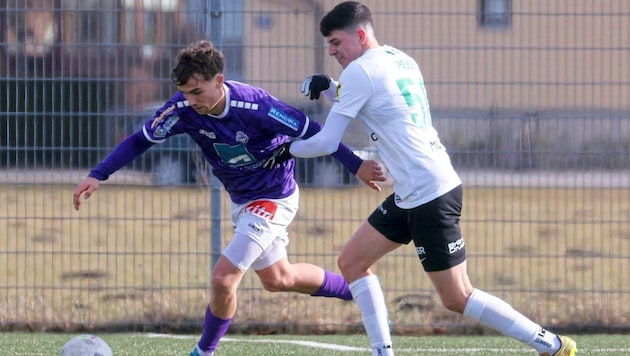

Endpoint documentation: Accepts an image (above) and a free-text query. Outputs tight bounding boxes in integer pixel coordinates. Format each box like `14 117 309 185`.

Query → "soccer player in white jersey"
269 2 577 355
72 40 385 356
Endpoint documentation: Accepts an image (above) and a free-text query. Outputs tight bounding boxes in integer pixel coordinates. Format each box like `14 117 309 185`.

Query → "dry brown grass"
1 183 629 333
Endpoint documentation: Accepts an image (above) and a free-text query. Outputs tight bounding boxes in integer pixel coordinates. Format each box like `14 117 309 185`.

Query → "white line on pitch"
222 337 367 352
143 333 366 352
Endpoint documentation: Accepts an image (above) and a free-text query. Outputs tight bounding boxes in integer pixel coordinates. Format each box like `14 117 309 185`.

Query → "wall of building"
245 0 630 111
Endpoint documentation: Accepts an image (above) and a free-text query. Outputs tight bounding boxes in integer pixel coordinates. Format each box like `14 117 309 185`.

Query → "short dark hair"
171 40 224 86
319 1 373 37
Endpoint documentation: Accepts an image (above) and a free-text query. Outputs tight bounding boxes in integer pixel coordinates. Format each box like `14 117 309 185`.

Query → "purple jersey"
143 81 309 203
89 81 362 203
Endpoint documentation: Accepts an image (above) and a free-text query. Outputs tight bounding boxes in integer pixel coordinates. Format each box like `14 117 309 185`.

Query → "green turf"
0 332 626 355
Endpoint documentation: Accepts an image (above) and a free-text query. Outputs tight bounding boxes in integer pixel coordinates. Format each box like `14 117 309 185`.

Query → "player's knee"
439 294 467 314
211 274 235 295
337 253 357 279
337 253 348 273
260 277 291 292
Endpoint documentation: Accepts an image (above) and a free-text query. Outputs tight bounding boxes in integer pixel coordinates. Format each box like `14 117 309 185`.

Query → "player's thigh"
339 220 402 277
231 189 297 249
222 230 287 271
212 254 247 290
410 186 466 272
251 232 289 272
341 194 410 270
227 193 297 271
427 261 473 311
427 261 471 293
222 228 265 273
365 194 413 245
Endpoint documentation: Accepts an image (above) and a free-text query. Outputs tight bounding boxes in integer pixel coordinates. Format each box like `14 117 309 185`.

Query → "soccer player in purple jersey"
72 40 386 356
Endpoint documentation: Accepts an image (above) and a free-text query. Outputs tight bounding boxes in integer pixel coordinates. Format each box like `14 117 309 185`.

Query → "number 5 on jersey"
396 77 432 129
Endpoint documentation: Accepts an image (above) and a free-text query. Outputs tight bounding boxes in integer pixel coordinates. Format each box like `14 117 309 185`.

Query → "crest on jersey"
154 116 180 138
236 131 249 144
335 82 342 100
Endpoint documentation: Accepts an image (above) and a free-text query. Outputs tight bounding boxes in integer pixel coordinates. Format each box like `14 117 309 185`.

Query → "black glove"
300 74 331 100
262 142 293 169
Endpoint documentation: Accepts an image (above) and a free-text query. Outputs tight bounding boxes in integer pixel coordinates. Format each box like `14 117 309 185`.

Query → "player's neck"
360 40 379 57
207 86 226 116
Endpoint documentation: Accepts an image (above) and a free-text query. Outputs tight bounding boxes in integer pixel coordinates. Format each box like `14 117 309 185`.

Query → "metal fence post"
208 0 223 270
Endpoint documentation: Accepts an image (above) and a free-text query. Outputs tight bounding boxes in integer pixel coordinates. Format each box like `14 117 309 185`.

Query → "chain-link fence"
1 0 629 334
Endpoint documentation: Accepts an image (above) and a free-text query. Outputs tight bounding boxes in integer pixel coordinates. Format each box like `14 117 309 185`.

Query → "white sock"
349 275 394 355
463 288 561 354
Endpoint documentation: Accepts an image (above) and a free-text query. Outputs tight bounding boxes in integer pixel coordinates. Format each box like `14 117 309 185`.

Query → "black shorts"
367 185 466 272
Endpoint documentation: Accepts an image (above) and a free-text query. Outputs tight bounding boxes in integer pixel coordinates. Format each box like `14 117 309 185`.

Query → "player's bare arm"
72 176 100 211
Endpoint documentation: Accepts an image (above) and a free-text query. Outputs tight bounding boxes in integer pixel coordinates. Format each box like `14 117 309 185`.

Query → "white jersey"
332 45 461 208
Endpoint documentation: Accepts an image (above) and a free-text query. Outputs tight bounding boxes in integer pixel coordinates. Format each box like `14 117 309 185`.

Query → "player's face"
325 28 364 68
176 73 225 115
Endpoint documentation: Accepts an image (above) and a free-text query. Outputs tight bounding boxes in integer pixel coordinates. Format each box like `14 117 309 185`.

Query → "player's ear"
357 28 367 44
215 73 225 88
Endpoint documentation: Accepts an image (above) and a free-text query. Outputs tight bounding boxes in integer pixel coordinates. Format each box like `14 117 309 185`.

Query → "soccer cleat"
189 345 214 356
540 335 577 356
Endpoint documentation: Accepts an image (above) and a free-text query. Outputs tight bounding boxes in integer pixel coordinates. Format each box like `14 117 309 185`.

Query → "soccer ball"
60 334 113 356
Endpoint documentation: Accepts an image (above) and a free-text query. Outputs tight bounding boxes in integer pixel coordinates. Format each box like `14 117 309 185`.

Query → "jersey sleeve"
331 63 373 119
89 131 153 180
256 95 311 139
291 112 362 174
141 99 186 143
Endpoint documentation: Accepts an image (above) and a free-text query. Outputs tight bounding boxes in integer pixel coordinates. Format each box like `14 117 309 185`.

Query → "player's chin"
192 107 207 114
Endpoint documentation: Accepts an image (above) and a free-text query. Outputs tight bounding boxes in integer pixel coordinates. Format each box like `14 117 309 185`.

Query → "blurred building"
2 0 629 172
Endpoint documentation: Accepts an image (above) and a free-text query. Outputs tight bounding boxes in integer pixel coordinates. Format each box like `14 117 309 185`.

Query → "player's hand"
73 176 100 211
356 160 386 191
262 142 293 169
300 74 332 100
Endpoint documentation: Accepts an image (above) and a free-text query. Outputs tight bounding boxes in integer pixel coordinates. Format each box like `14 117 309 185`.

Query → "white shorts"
222 187 299 271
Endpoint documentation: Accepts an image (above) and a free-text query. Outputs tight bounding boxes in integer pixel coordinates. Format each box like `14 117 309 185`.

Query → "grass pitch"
0 332 627 355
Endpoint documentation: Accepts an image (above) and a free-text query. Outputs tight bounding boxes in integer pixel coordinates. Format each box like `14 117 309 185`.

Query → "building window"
4 1 57 57
62 0 119 55
479 0 511 29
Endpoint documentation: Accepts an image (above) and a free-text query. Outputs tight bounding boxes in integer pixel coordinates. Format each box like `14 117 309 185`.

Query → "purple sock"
310 269 353 300
197 306 232 352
